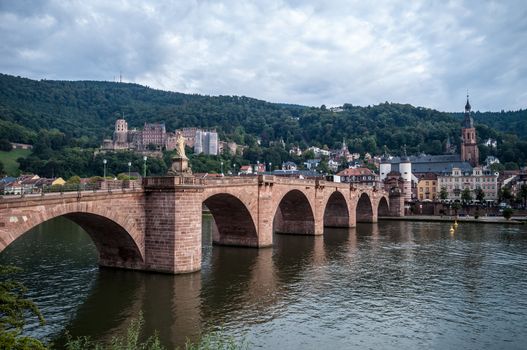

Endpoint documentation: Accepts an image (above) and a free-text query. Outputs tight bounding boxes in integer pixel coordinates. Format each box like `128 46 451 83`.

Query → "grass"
0 148 31 176
63 315 248 350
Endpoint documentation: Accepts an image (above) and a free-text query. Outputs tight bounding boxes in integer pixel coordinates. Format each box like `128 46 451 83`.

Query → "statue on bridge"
168 132 192 176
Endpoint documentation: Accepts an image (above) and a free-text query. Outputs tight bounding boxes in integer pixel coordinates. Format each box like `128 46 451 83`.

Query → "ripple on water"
1 219 527 349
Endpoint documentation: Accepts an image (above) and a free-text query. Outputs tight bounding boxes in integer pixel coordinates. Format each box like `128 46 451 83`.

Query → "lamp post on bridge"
269 162 272 173
103 159 107 179
221 161 224 177
233 163 236 176
143 156 148 178
128 161 132 179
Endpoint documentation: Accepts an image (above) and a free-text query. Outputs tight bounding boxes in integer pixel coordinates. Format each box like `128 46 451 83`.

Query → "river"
1 216 526 349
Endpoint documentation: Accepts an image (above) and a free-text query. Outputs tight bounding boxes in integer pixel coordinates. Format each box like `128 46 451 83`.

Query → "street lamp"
269 162 272 173
128 161 132 179
103 159 107 179
233 163 236 176
221 161 224 176
143 156 148 177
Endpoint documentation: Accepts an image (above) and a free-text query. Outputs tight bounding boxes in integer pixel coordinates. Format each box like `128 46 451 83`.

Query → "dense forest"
0 73 526 177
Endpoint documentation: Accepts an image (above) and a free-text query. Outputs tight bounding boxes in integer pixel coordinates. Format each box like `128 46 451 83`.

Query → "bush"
502 208 514 220
0 265 47 349
65 313 164 350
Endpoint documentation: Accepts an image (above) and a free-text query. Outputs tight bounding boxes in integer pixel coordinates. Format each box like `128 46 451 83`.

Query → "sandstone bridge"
0 176 404 274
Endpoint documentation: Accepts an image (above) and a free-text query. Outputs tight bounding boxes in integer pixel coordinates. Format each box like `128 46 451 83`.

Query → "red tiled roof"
336 167 373 176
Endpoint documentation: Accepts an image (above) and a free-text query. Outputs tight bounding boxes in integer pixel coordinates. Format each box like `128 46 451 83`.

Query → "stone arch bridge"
0 176 403 274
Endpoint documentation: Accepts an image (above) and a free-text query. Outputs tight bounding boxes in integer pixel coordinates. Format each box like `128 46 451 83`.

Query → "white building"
307 146 330 157
437 167 498 201
194 130 218 155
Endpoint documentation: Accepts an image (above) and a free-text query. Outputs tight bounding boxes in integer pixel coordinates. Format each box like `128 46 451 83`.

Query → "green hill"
0 148 31 176
0 73 526 178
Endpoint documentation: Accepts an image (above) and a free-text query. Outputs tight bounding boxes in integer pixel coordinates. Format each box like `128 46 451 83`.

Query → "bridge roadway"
0 175 404 274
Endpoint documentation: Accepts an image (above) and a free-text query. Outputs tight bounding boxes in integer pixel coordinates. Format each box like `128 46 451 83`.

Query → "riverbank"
380 215 526 225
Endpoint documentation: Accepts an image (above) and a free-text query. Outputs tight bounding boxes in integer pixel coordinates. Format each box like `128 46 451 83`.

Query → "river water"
1 216 526 349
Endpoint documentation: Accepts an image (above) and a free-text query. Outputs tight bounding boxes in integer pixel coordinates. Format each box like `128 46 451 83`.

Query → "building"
437 166 498 202
328 159 339 173
304 159 320 170
282 161 298 171
102 118 177 152
460 95 479 167
239 165 253 175
307 146 330 158
289 146 302 157
380 154 473 181
416 173 438 201
177 127 199 148
336 167 378 186
218 141 240 155
484 138 497 148
142 122 166 149
194 130 219 155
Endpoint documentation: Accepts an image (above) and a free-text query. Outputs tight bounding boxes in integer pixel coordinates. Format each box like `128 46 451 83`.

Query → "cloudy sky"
1 0 526 111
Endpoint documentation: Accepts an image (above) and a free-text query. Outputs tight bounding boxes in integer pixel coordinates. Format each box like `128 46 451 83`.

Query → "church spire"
463 92 474 128
465 91 471 112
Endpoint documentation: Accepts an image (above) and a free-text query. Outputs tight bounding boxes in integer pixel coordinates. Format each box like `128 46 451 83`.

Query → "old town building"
437 166 498 202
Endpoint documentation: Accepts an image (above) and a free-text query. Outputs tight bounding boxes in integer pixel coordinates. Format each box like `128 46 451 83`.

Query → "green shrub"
0 265 47 350
503 208 514 220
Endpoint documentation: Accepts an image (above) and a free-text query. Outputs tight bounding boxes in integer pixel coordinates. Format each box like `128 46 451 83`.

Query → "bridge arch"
323 191 351 228
378 196 390 217
0 210 145 270
356 192 374 223
273 189 315 235
203 193 258 247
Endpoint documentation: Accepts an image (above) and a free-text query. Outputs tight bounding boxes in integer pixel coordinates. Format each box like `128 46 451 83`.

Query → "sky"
0 0 526 112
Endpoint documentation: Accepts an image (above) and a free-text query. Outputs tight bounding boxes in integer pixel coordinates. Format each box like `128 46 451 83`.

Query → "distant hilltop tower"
460 94 479 167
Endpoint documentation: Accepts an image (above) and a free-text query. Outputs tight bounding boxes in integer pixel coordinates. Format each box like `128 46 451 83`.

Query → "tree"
0 266 46 349
500 187 514 204
0 139 12 152
502 207 513 220
461 188 472 204
474 187 485 202
451 202 462 216
439 186 448 201
66 175 80 185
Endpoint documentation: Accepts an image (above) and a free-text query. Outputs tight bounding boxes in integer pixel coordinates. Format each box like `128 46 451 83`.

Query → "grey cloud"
0 0 525 111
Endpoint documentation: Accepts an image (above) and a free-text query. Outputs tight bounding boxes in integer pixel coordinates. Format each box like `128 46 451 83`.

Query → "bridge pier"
144 177 203 274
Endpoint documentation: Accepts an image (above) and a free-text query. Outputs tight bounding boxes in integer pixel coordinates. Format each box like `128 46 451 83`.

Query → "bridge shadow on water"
0 213 395 349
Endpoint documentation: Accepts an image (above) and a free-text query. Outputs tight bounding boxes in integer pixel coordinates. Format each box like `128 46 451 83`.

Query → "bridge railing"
143 176 205 189
202 176 259 185
0 180 143 200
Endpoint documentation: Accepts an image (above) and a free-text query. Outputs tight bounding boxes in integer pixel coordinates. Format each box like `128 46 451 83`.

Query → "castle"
101 118 220 155
102 119 177 151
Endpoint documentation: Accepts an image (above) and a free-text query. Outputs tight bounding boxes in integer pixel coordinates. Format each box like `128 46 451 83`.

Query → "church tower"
460 94 479 167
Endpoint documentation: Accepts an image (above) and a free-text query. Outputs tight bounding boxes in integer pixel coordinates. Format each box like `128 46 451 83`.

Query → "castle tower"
113 118 128 144
460 94 479 167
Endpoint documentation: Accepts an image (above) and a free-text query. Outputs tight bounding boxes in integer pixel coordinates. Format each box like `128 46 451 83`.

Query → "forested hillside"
0 73 526 177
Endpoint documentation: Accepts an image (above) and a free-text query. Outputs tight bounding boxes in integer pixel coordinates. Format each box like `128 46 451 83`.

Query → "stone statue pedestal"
168 156 192 176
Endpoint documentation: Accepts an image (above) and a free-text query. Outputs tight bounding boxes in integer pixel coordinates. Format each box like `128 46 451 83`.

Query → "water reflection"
0 216 526 349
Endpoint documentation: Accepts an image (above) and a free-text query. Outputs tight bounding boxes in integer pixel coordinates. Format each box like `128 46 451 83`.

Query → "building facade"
336 167 379 186
416 173 438 201
194 130 219 155
437 166 498 202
